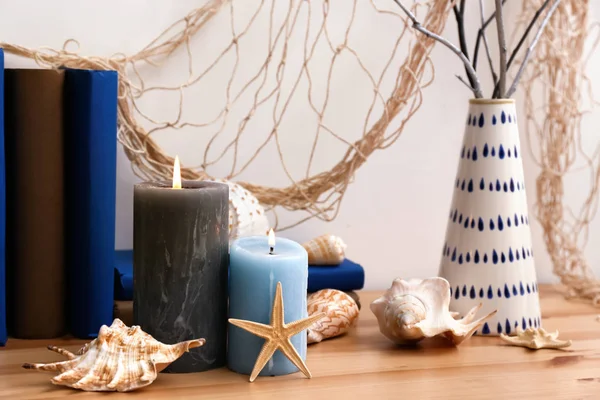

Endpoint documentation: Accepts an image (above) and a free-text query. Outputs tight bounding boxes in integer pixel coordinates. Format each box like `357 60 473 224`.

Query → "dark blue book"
0 49 6 346
307 259 365 292
114 250 365 301
64 69 118 338
114 250 134 301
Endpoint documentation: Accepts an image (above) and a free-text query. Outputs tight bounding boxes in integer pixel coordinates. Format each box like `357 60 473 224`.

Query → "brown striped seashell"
22 318 206 392
370 277 497 345
302 234 346 265
307 289 359 344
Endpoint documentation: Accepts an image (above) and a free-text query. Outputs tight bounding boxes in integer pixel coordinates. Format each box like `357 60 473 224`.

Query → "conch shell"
307 289 359 344
22 319 206 392
370 277 497 345
302 234 347 265
499 327 572 350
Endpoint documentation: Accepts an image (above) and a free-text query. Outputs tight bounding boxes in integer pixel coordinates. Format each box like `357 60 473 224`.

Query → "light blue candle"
227 232 308 376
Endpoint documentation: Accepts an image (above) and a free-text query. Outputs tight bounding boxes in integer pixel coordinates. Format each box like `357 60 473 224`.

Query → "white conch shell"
208 179 270 243
307 289 359 344
302 234 347 265
370 277 497 345
22 319 206 392
499 327 572 350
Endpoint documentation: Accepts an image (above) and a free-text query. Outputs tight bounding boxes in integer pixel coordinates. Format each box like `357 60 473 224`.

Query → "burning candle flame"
268 228 275 254
173 155 182 189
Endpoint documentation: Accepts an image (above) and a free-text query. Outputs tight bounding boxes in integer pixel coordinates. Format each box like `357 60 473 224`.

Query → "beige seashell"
370 277 497 345
499 327 572 350
22 319 206 392
307 289 359 344
208 179 270 243
302 234 347 265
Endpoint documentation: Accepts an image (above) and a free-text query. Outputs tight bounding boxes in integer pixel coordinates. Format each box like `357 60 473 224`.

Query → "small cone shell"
22 318 206 392
307 289 359 344
303 234 346 265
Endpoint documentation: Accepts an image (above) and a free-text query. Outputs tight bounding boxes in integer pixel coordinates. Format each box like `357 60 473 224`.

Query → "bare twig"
478 0 498 86
455 74 478 95
505 0 561 98
473 0 506 74
495 0 508 97
491 0 553 98
507 0 552 70
453 1 475 88
392 0 483 98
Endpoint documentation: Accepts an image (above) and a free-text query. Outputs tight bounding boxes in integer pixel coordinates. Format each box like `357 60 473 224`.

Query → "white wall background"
2 0 600 290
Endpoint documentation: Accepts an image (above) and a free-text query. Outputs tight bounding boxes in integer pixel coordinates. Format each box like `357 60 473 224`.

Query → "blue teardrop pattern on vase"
482 323 490 334
455 178 525 193
467 110 515 129
499 145 505 159
473 315 543 335
448 210 530 233
446 281 539 301
443 245 533 264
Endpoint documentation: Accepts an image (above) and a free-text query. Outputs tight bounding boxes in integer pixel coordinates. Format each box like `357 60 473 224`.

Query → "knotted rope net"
1 0 599 306
519 0 600 304
1 0 451 230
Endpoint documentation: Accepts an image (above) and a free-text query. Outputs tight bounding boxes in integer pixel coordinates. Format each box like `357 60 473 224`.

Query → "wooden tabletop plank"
1 284 599 399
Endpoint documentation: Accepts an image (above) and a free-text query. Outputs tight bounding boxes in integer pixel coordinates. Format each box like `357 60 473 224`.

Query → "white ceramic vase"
438 99 542 336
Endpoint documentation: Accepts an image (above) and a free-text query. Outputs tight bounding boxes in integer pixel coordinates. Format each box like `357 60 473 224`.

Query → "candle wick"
269 247 274 255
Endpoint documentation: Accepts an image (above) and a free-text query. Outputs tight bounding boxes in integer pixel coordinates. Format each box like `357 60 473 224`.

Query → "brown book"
5 69 66 338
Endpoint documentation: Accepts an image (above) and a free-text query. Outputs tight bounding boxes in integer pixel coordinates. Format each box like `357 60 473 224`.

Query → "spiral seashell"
22 319 206 392
370 277 497 345
207 179 270 243
307 289 359 344
302 234 347 265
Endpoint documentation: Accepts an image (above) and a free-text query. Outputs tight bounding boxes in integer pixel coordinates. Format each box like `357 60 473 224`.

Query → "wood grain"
1 285 599 399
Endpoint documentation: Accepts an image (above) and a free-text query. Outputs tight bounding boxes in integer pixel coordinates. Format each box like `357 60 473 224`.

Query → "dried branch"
505 0 562 98
495 0 508 97
472 0 506 74
478 0 498 87
491 0 553 98
455 74 477 94
507 0 552 70
453 1 475 88
392 0 483 98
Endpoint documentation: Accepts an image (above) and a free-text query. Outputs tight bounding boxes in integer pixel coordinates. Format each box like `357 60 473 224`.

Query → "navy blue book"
0 49 6 346
64 69 118 338
114 250 364 301
307 259 365 292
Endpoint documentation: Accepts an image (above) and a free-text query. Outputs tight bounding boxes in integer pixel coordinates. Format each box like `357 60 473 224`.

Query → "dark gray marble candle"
133 179 229 373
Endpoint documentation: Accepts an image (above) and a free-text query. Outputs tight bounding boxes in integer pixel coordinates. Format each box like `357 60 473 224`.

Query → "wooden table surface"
1 285 600 399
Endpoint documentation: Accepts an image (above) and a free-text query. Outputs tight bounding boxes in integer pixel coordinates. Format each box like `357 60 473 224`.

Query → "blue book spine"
64 69 118 338
0 49 6 346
